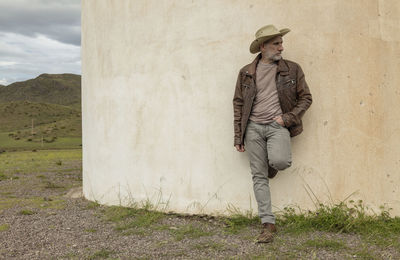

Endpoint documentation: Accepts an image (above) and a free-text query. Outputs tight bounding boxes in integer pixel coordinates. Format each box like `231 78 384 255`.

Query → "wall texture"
82 0 400 216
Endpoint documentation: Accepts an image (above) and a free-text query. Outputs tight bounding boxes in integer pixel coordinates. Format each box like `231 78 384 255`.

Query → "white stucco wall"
82 0 400 216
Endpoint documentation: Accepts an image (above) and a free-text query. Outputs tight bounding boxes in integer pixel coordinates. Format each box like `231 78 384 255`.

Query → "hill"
0 101 81 150
0 101 81 133
0 73 81 106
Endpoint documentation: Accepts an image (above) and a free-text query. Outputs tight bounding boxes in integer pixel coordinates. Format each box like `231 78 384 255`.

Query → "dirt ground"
0 150 398 259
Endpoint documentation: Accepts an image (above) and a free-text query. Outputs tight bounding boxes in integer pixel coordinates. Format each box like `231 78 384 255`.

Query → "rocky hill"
0 74 81 106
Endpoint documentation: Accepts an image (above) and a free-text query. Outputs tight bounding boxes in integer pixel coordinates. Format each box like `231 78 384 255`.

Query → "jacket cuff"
234 138 242 146
282 113 293 127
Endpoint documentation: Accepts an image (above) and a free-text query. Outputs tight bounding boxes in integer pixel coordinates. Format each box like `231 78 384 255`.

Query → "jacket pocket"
282 79 296 88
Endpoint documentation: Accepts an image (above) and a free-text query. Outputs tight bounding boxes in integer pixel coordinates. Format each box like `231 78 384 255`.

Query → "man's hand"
273 115 285 126
235 144 245 152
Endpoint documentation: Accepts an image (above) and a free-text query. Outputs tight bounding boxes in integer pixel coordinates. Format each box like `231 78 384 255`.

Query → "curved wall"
82 0 400 216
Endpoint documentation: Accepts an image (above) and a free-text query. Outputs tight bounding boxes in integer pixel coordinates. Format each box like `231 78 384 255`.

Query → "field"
0 100 81 152
1 149 399 259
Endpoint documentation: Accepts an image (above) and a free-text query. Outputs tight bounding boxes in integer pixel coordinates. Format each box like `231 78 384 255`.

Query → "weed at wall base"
275 200 400 251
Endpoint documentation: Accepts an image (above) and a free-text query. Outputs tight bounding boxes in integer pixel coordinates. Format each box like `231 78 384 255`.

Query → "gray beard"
272 54 282 61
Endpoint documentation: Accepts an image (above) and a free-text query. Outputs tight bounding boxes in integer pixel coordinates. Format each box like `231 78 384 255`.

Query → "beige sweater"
249 61 283 124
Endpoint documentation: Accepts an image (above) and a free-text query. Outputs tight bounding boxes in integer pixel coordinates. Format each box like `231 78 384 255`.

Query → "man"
233 24 312 243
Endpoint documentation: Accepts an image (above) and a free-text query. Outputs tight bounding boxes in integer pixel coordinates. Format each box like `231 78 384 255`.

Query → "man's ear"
259 42 265 52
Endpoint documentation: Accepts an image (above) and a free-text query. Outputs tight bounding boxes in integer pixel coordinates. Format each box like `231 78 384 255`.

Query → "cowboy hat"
249 25 290 54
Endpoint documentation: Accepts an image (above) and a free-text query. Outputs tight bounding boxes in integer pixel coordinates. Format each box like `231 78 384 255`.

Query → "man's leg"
267 121 292 171
244 122 275 225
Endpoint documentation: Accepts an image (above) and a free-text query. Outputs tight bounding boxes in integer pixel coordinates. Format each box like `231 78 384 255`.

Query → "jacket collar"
246 53 289 76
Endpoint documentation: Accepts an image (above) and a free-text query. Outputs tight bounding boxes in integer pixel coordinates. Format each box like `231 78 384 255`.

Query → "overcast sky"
0 0 80 85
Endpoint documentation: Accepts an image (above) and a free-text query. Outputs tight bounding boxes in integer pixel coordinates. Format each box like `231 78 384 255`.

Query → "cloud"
0 32 80 84
0 0 80 46
0 61 18 66
0 78 10 85
0 0 81 84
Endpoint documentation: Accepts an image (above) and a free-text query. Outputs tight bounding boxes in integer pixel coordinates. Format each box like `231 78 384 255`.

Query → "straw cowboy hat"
249 25 290 54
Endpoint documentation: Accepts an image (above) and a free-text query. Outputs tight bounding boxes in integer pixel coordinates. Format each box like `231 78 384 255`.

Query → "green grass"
115 211 164 231
352 246 378 259
276 200 400 250
87 249 115 260
277 200 400 233
302 238 347 250
171 224 213 241
0 101 81 133
103 205 140 223
102 204 214 241
0 224 9 231
103 205 165 235
43 181 65 189
0 197 66 212
19 209 36 215
0 149 82 175
0 132 81 151
0 172 9 181
224 214 259 234
86 201 101 209
223 204 259 234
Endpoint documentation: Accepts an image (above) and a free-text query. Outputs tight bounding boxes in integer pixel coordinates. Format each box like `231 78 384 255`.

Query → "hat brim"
249 28 290 54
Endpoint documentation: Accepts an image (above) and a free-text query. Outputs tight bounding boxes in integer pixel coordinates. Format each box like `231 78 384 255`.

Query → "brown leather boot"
257 223 277 243
268 167 278 179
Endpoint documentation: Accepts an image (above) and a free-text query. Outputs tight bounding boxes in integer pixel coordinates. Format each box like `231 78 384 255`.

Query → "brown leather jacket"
233 54 312 145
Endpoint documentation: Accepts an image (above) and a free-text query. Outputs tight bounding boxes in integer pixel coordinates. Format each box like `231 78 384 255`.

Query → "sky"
0 0 81 85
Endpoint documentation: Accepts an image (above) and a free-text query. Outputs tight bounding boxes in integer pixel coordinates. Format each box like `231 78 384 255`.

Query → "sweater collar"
246 53 289 76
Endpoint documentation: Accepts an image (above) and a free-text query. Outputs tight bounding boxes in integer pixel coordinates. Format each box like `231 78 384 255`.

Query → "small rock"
169 227 178 230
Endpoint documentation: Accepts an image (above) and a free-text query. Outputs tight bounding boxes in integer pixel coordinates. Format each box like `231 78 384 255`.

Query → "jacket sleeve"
281 65 312 127
233 71 243 146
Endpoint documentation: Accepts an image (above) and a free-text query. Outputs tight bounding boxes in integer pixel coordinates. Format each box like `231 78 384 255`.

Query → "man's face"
260 36 284 61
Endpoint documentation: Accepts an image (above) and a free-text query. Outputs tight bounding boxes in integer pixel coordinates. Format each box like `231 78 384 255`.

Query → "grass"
0 224 9 231
0 101 81 133
43 181 65 189
352 247 378 259
224 214 259 234
0 132 81 151
0 149 82 175
19 209 36 215
0 197 66 212
171 224 213 241
0 172 8 181
102 204 214 241
276 200 400 233
223 204 259 234
1 148 400 259
103 204 165 235
87 249 115 260
302 238 347 250
276 200 400 251
86 201 101 209
114 211 164 231
192 241 226 251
